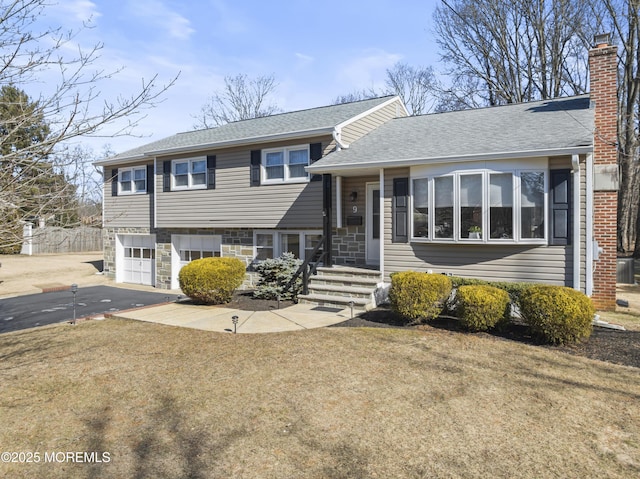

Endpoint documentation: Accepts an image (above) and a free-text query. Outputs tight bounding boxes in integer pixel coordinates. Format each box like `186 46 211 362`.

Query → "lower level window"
254 230 322 261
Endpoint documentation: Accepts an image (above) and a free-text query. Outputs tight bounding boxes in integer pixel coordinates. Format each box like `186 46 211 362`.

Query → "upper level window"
119 167 146 195
262 146 309 184
172 158 206 190
411 169 547 244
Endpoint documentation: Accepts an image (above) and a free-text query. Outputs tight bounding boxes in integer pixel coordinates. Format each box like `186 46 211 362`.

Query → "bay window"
411 168 548 244
434 176 454 239
489 173 513 239
520 172 545 239
412 178 429 238
460 174 482 239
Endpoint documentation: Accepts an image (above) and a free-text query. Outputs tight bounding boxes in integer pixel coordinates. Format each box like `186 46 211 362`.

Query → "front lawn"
0 319 638 478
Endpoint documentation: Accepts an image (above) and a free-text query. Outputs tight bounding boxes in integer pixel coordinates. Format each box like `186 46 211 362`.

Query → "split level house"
97 37 619 311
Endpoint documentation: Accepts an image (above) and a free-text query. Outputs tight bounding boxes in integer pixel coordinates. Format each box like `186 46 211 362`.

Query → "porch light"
349 191 358 202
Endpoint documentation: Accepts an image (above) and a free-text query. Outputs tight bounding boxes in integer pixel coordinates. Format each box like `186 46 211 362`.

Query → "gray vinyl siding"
383 166 575 287
103 162 153 228
340 99 405 145
155 137 332 229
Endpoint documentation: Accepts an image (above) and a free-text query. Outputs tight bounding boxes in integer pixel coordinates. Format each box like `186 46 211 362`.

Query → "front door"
366 182 380 265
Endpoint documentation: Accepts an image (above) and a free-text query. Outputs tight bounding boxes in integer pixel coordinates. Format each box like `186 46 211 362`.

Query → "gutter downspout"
333 128 349 150
585 153 594 296
571 154 581 291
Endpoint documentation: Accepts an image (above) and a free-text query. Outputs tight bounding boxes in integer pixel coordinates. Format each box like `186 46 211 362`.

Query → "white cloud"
209 0 249 35
129 0 195 40
338 49 402 90
51 0 102 24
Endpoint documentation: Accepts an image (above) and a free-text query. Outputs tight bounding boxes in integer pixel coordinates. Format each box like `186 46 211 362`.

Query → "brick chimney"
588 33 618 310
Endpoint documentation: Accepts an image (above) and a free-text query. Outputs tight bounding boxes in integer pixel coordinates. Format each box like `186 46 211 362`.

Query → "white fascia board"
307 146 594 174
94 127 333 167
334 96 408 132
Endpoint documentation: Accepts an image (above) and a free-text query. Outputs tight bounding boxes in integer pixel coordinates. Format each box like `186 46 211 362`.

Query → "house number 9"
352 205 358 213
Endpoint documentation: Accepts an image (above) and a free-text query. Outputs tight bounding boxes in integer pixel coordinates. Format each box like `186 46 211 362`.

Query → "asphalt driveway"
0 286 180 334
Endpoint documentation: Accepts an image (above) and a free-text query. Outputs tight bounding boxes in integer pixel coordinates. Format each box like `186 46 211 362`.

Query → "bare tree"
0 0 176 252
333 89 378 105
385 62 438 115
193 74 282 128
433 0 596 106
333 63 437 115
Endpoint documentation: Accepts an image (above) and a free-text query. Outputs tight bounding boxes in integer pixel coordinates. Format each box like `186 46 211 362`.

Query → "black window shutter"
146 164 154 194
549 169 571 246
111 168 118 197
393 177 409 243
163 161 171 192
309 142 322 182
207 155 216 189
250 150 261 186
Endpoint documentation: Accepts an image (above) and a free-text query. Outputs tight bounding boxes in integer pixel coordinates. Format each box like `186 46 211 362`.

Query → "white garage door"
120 235 155 286
171 235 221 289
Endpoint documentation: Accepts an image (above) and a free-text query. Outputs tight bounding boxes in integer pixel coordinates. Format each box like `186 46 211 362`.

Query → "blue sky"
36 0 440 155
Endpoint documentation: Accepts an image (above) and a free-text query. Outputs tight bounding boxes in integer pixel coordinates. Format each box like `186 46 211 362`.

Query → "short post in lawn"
71 283 78 325
232 315 239 334
348 300 354 319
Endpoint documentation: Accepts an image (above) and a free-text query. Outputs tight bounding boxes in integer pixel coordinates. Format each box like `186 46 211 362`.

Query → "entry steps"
297 265 381 312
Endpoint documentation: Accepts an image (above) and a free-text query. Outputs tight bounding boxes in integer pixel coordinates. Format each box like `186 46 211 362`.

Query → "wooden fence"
22 226 103 255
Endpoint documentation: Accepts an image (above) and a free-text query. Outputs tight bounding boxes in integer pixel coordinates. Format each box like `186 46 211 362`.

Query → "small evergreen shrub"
389 271 452 324
456 285 510 332
253 252 303 300
178 257 246 304
518 285 595 344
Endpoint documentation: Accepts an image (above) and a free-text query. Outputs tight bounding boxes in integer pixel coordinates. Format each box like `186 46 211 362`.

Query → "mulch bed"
334 307 640 369
220 293 640 369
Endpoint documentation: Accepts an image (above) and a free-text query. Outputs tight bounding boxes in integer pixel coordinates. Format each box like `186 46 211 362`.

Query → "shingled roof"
308 95 594 173
96 96 398 166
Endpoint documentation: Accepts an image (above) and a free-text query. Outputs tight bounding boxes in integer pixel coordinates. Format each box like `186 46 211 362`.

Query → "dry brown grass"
0 319 639 479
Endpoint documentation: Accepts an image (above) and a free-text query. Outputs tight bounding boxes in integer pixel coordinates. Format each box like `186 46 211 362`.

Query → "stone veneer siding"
102 226 152 279
333 226 366 266
154 228 256 290
105 227 337 290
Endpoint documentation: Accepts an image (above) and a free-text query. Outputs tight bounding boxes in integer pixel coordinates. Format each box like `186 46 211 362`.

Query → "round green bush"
456 284 510 332
178 257 246 304
389 271 452 324
519 285 595 344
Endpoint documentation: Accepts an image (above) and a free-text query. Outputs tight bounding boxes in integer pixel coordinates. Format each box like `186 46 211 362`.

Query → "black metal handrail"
282 234 328 297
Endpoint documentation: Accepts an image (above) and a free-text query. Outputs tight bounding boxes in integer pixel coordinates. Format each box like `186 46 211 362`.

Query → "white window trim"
253 230 323 261
261 145 310 184
118 166 147 195
171 157 207 190
410 168 548 245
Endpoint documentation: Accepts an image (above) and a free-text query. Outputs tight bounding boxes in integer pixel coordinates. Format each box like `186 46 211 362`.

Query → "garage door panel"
120 235 155 286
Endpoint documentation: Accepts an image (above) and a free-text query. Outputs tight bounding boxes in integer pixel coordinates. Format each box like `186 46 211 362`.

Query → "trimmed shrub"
178 257 246 305
389 271 452 324
449 275 533 304
456 285 510 332
253 252 303 301
519 285 595 344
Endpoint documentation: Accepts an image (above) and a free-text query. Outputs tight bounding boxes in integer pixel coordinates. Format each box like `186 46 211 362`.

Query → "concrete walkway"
106 301 353 334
